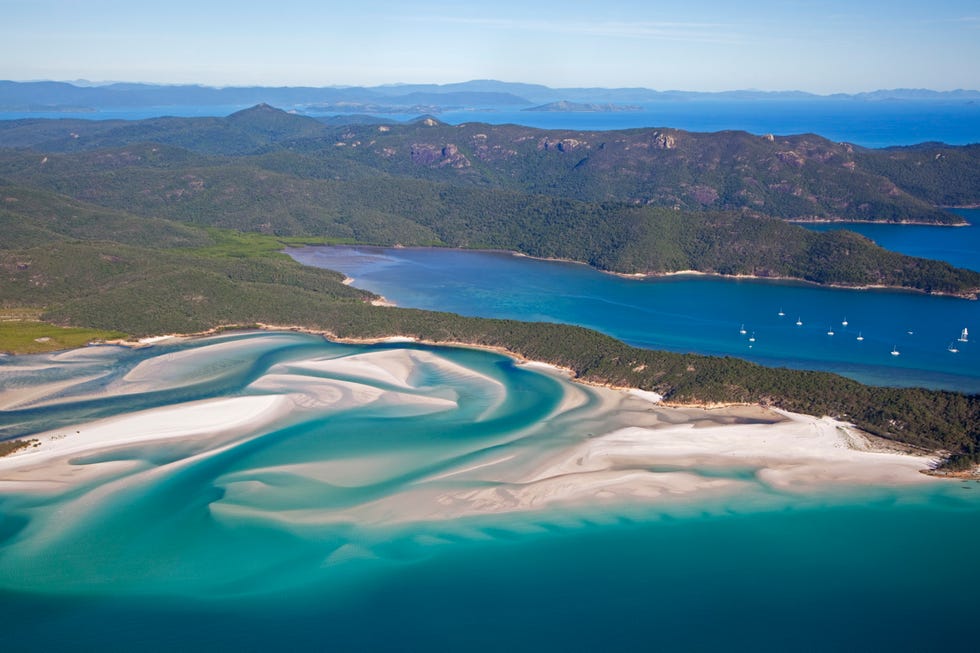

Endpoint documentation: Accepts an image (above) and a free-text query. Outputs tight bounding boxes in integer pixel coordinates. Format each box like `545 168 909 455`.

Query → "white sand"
0 343 940 526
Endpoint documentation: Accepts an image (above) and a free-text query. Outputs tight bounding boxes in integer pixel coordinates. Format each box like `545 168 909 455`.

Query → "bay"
287 244 980 393
5 98 980 148
327 99 980 148
804 208 980 272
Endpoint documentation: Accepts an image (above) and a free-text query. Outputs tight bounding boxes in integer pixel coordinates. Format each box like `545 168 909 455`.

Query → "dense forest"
1 183 978 470
2 107 980 470
1 107 979 296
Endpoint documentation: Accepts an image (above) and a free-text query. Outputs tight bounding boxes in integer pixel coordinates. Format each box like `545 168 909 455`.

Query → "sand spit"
0 334 939 526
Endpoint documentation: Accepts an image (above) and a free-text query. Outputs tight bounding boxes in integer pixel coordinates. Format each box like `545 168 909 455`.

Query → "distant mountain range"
2 80 979 113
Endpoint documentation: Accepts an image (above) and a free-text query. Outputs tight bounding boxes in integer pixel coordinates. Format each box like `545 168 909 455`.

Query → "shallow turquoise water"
2 332 979 652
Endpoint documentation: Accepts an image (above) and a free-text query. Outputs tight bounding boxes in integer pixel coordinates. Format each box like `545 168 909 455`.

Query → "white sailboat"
796 317 803 326
856 332 864 341
827 326 835 336
948 342 959 353
842 317 848 327
748 332 756 343
739 324 747 335
891 346 900 356
777 308 785 317
958 328 968 343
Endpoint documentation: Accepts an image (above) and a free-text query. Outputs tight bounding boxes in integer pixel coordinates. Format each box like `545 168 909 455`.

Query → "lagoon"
2 331 979 652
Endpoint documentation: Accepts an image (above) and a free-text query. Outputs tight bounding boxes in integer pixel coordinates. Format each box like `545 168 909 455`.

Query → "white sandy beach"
0 339 938 526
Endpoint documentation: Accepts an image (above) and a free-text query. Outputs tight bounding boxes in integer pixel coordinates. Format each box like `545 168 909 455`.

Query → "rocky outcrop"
410 143 471 168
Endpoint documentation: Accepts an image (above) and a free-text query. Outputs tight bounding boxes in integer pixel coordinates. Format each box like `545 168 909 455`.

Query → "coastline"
1 326 948 506
307 244 979 300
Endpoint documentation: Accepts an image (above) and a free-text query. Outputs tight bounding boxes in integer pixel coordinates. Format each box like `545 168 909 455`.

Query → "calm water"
288 224 980 393
326 99 980 148
5 99 980 148
804 209 980 272
3 107 980 650
2 332 979 652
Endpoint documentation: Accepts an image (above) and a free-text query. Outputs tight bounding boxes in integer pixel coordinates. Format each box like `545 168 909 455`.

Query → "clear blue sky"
2 0 979 92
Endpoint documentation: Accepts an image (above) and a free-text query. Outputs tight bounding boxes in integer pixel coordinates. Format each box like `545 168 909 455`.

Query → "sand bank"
0 336 939 526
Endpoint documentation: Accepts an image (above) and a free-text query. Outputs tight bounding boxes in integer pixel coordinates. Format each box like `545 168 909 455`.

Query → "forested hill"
0 104 978 222
1 106 979 296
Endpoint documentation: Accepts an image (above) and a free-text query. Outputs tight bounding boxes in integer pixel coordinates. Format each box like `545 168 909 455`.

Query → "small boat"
739 324 747 335
748 333 756 343
842 317 848 327
827 326 835 336
948 342 959 353
856 332 864 341
907 330 914 335
959 328 969 343
796 317 803 326
891 346 900 356
777 308 785 317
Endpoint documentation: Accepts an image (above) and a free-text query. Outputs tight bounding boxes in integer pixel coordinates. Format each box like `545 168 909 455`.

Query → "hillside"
1 105 976 224
1 143 978 296
0 186 978 469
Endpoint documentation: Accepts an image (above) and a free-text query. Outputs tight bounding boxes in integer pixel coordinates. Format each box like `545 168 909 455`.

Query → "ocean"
4 98 980 148
2 332 978 652
2 107 980 651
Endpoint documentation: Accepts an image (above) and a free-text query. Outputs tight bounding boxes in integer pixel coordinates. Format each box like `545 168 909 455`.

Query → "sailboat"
827 326 835 336
777 308 785 317
856 332 864 341
891 346 900 356
748 332 756 343
796 317 803 326
958 328 969 343
739 324 747 335
842 317 848 327
948 342 959 353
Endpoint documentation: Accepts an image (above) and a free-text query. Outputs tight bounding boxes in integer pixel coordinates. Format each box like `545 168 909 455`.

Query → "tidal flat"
1 331 979 651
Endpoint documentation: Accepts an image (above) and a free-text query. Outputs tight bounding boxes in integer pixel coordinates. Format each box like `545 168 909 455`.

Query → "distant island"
524 100 643 112
3 79 980 114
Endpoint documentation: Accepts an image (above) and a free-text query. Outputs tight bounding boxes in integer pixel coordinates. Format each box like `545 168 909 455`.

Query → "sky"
2 0 979 93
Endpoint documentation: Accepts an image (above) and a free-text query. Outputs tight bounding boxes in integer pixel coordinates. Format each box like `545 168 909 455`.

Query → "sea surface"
287 211 980 394
412 99 980 148
2 108 980 651
2 332 979 652
4 98 980 148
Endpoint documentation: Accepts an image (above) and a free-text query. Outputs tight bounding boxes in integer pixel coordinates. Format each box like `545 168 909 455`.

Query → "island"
1 105 979 473
523 100 643 112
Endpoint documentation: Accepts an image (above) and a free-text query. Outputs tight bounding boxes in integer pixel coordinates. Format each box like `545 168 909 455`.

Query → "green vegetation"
854 143 980 207
1 107 979 470
0 318 125 354
0 146 977 296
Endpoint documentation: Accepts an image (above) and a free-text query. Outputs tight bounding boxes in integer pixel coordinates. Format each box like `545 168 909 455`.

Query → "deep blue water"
431 100 980 148
3 106 980 651
4 99 980 148
288 223 980 393
804 209 980 272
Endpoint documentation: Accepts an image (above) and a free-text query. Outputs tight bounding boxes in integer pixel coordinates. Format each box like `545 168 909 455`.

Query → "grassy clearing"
193 229 358 260
0 320 127 354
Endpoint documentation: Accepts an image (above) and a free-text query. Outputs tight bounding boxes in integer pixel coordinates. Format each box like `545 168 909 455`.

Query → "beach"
0 332 937 528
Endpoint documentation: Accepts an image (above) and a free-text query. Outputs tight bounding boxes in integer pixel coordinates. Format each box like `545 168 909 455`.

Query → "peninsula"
1 105 979 472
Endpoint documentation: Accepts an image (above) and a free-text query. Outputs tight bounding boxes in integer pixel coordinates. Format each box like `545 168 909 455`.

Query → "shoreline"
300 244 978 300
0 328 946 522
14 323 946 459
